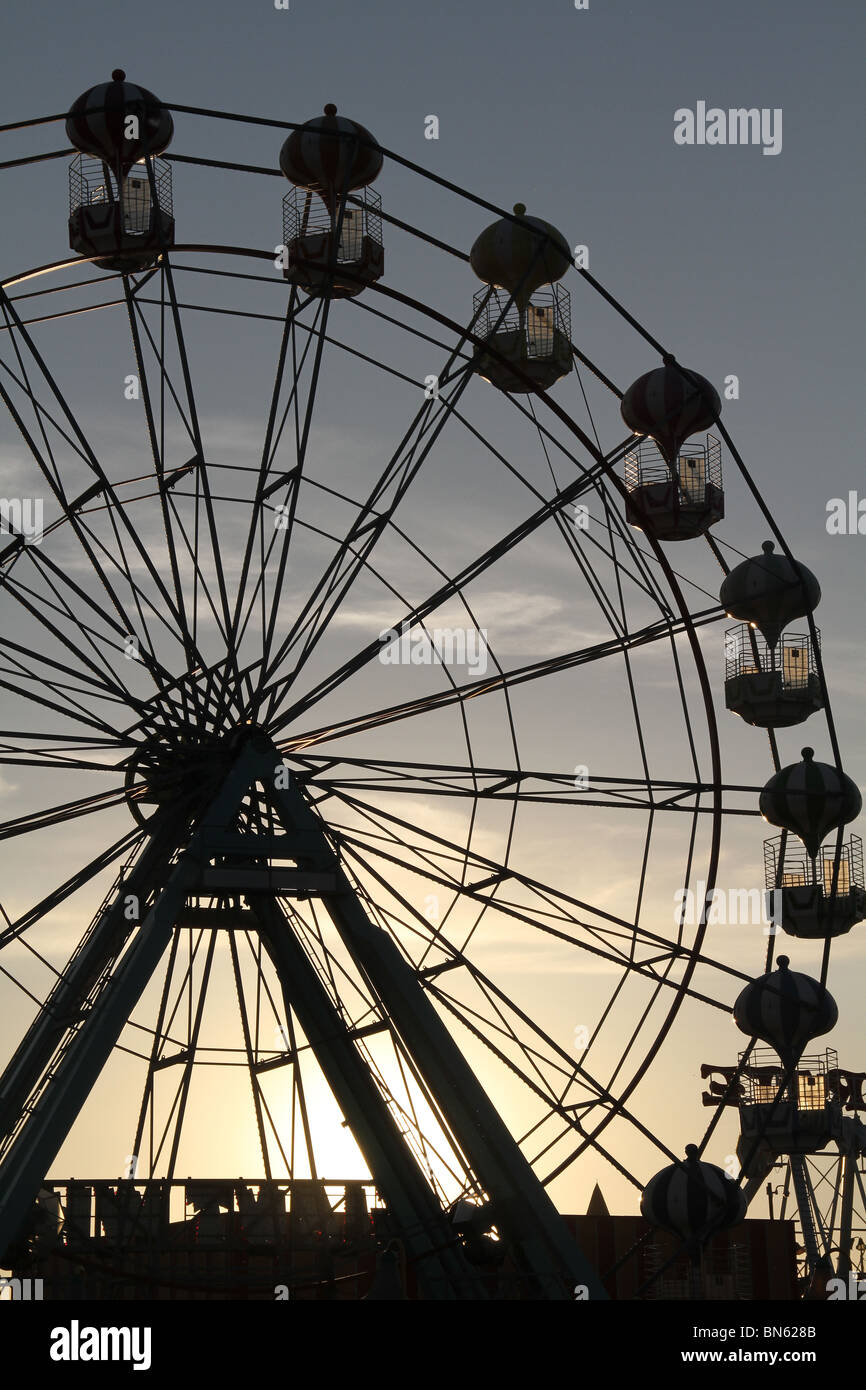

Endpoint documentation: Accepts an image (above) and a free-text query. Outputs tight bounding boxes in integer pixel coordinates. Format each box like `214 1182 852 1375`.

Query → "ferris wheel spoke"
291 753 761 815
0 753 122 772
120 278 203 669
346 848 607 1098
279 603 722 748
155 486 246 662
1 474 191 703
328 800 744 1002
228 287 312 652
0 665 128 740
252 280 513 698
1 562 143 701
142 286 324 674
0 823 143 951
439 370 671 611
0 731 129 773
0 636 135 711
282 911 474 1190
0 730 121 745
334 837 684 1177
0 287 209 660
238 471 493 730
263 452 672 732
287 884 614 1189
0 671 130 741
425 979 676 1174
332 809 639 975
124 271 198 442
87 480 168 673
2 497 197 690
0 380 148 645
256 365 477 720
403 382 685 670
254 298 337 686
228 302 502 644
122 280 243 658
450 396 669 614
0 783 130 841
0 294 98 494
0 566 173 729
155 257 240 684
352 293 599 487
230 313 326 658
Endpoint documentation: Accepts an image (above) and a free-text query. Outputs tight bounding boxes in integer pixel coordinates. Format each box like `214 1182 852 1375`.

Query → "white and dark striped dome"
279 105 383 207
720 541 820 650
66 70 173 175
759 746 861 858
733 955 838 1064
620 360 720 464
641 1145 746 1245
470 204 572 307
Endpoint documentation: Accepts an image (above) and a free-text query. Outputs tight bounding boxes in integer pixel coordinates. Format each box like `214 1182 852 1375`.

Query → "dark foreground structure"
4 1179 798 1301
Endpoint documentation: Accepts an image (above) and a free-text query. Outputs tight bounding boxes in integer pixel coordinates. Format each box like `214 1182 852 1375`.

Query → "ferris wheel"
0 71 862 1301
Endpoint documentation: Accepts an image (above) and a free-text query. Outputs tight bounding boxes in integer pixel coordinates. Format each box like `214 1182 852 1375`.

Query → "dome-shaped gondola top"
720 541 821 651
279 105 383 210
759 747 861 859
620 360 720 464
733 956 838 1065
66 70 173 176
640 1146 745 1247
470 204 572 308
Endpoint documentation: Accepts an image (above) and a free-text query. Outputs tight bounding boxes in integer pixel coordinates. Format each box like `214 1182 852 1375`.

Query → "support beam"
0 729 607 1298
0 743 262 1259
259 736 607 1299
0 806 190 1142
252 897 486 1300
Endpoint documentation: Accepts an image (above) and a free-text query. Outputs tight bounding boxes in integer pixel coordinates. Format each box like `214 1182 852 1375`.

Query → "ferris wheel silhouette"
0 71 861 1300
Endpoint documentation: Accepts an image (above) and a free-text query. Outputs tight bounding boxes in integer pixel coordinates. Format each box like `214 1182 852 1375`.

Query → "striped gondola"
641 1145 746 1247
720 540 821 650
279 105 383 211
621 360 720 463
66 70 173 176
470 204 572 306
733 956 838 1065
760 747 862 858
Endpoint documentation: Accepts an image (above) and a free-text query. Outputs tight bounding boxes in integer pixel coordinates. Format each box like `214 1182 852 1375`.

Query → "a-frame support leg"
0 729 606 1300
0 807 190 1140
262 746 607 1300
0 743 261 1259
252 896 487 1300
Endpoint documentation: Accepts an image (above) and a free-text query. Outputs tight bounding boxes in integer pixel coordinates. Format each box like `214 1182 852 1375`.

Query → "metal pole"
261 736 607 1299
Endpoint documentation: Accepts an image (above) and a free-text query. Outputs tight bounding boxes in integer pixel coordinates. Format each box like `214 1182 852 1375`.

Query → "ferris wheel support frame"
0 729 608 1299
0 240 729 1292
16 79 852 1289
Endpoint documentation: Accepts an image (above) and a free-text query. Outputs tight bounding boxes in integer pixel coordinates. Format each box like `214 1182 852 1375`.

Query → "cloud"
331 588 612 660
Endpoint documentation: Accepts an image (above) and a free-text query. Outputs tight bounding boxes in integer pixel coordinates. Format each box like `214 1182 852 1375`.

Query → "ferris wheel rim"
0 101 854 1283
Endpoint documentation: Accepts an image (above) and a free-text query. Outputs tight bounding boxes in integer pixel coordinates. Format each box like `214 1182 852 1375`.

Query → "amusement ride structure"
0 73 862 1299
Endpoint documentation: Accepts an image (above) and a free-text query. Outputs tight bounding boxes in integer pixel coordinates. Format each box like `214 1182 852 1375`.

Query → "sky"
0 0 864 1240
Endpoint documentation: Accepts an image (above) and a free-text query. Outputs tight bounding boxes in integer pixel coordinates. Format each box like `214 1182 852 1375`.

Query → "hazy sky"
0 0 864 1229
